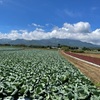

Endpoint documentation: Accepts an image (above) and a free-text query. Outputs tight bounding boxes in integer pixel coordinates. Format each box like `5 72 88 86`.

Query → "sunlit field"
0 47 100 100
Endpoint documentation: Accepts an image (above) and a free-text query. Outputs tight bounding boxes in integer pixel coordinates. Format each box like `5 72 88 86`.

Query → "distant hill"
0 38 100 48
0 39 12 44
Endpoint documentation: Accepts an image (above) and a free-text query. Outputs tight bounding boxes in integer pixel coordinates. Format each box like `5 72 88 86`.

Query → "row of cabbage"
0 47 23 51
0 49 100 100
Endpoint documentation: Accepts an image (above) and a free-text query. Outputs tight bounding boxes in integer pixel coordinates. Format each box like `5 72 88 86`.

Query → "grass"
95 83 100 89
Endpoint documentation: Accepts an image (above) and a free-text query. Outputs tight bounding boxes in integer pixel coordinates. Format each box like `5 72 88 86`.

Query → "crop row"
0 49 100 100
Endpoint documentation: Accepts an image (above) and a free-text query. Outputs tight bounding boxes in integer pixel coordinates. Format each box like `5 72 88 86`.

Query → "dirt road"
60 51 100 88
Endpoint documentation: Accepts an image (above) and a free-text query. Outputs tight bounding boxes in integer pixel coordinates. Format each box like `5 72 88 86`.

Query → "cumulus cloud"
63 22 90 33
0 22 100 45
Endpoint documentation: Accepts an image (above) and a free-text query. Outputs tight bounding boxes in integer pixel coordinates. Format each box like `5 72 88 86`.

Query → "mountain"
0 39 12 44
0 38 100 48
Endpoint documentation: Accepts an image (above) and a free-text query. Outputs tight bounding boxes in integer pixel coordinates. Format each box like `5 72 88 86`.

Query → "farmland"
65 52 100 65
0 47 100 100
60 51 100 88
75 53 100 59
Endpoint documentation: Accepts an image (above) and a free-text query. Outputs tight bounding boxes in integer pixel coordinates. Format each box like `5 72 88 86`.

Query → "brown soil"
60 51 100 88
77 53 100 58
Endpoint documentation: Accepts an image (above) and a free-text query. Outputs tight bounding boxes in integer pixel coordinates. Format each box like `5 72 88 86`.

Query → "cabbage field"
0 48 100 100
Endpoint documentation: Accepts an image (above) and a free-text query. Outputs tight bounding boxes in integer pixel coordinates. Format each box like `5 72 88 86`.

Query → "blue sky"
0 0 100 45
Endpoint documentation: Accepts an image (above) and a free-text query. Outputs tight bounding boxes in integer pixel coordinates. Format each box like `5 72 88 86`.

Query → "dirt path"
60 51 100 88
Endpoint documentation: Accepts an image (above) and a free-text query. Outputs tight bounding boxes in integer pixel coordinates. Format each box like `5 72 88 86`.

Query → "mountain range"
0 38 100 48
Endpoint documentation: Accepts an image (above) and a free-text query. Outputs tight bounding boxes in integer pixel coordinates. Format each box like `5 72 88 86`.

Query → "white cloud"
0 22 100 45
31 23 44 28
63 22 90 33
